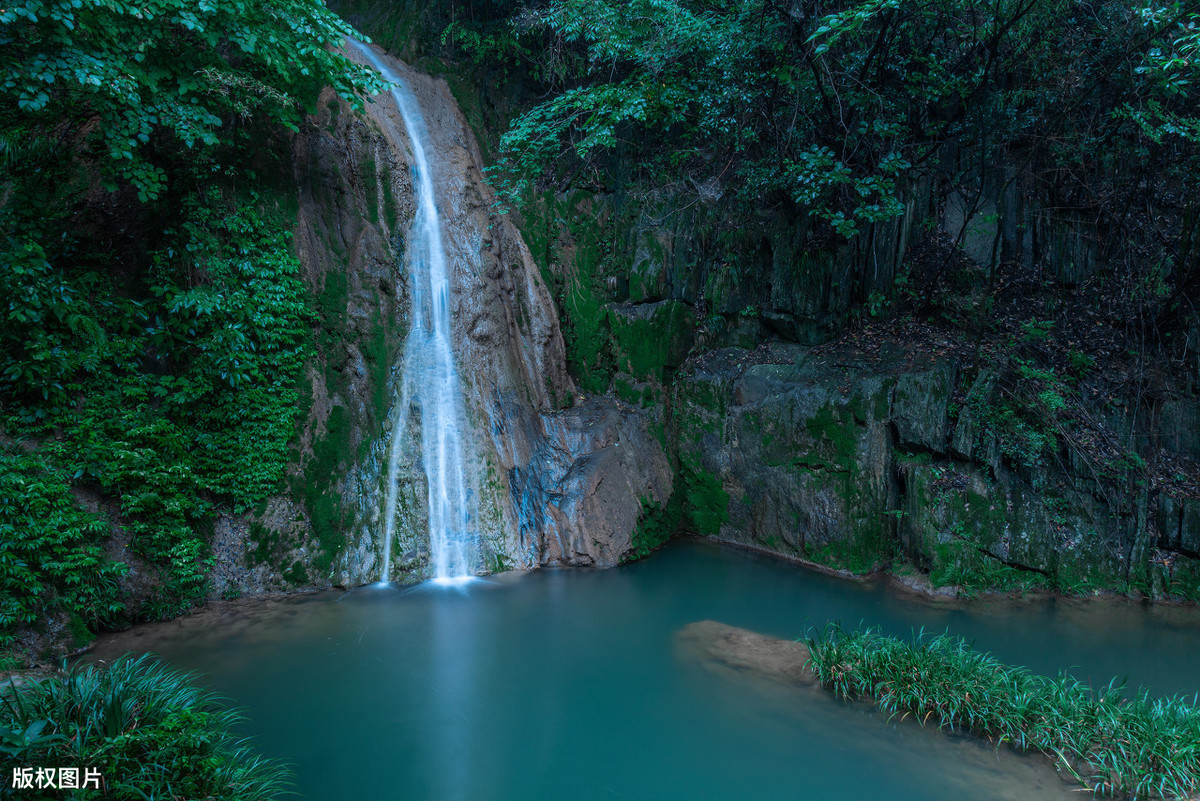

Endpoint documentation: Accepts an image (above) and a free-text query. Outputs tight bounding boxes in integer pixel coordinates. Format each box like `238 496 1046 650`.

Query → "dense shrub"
1 655 290 800
0 447 125 648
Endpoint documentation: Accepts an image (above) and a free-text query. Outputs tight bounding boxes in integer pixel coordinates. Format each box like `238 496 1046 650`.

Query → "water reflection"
89 540 1200 801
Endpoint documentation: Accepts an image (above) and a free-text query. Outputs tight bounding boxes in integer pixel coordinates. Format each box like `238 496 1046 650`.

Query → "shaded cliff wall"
506 177 1199 599
673 340 1200 599
219 18 1197 598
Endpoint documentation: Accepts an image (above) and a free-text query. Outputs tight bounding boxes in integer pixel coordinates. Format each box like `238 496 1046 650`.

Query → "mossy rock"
900 461 1127 594
627 227 671 303
608 300 695 382
892 361 957 453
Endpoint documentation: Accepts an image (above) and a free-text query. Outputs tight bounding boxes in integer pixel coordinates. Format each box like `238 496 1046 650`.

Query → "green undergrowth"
806 626 1200 799
0 655 291 801
927 538 1046 597
0 446 126 647
1 191 310 632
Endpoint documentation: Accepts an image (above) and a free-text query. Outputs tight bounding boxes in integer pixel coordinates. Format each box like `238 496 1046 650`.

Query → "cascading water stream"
350 40 477 584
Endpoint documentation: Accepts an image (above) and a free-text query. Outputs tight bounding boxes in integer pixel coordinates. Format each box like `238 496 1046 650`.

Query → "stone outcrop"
674 341 1200 597
220 46 670 591
676 620 815 685
515 397 672 566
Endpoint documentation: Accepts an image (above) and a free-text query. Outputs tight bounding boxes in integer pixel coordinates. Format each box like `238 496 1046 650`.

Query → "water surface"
93 539 1200 800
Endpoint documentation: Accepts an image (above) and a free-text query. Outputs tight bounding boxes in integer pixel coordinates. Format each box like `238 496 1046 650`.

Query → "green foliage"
680 461 729 537
964 322 1080 468
965 375 1062 468
1 194 311 623
1135 2 1200 98
477 0 1198 261
627 491 685 561
0 240 108 415
148 195 311 506
0 445 126 647
0 0 385 635
806 626 1200 798
1 654 291 800
442 17 535 75
490 0 802 211
0 0 385 200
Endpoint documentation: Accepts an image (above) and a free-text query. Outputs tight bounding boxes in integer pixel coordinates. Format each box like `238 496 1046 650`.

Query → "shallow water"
92 539 1200 800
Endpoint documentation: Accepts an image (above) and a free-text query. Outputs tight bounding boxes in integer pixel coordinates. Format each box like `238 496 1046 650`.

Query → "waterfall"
351 40 478 584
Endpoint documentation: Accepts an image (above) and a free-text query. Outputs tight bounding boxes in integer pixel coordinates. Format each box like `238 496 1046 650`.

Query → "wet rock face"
515 397 673 567
676 345 896 570
226 46 671 591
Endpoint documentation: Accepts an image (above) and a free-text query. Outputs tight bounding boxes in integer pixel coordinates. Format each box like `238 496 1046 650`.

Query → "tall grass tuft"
1 654 291 800
805 625 1200 799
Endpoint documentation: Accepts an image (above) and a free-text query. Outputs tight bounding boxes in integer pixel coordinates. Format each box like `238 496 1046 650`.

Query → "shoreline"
694 534 1200 608
9 533 1198 675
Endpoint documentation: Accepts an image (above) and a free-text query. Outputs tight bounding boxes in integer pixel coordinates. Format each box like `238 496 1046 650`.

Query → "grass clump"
1 654 291 800
805 626 1200 799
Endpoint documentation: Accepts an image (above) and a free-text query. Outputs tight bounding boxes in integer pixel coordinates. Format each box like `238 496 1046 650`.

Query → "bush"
0 446 125 648
0 655 291 800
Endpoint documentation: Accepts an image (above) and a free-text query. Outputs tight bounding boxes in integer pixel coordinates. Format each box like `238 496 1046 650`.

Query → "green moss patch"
802 403 859 473
805 538 884 575
625 491 686 562
302 404 352 576
609 300 694 382
681 461 729 537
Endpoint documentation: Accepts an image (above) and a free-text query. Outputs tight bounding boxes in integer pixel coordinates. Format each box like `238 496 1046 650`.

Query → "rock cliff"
218 43 1197 602
674 338 1200 598
217 47 671 593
